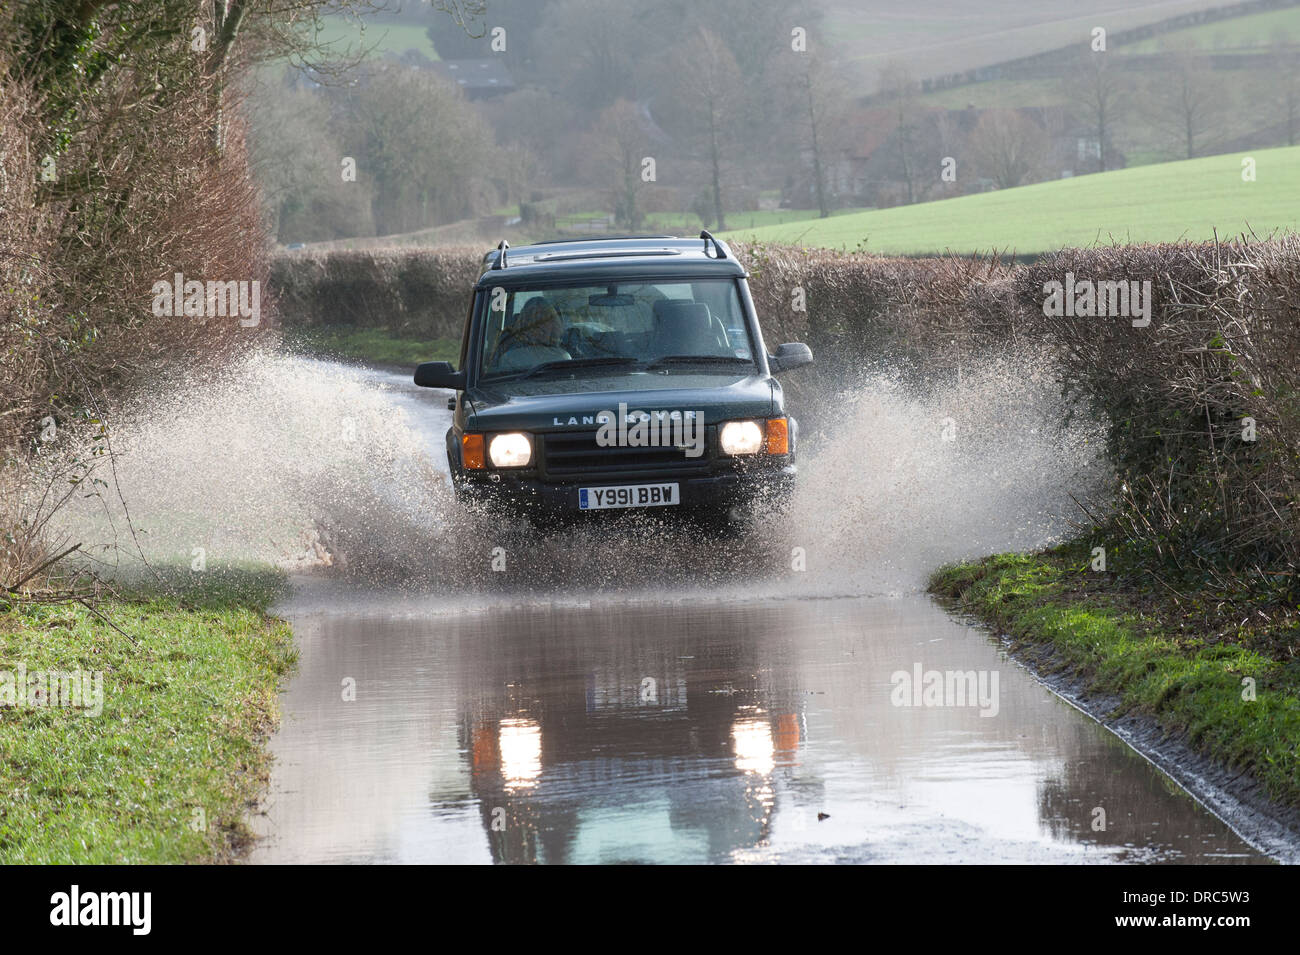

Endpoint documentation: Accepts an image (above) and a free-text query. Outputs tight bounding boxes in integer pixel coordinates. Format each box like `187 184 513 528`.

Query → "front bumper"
456 463 797 518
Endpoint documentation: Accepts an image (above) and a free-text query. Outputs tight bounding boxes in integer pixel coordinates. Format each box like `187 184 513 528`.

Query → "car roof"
474 234 746 287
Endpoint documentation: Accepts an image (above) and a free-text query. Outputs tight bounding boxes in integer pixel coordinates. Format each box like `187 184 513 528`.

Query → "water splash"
47 345 1109 600
46 351 451 581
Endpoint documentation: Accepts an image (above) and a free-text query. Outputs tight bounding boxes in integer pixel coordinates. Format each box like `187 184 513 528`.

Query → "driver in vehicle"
651 300 727 357
494 297 571 372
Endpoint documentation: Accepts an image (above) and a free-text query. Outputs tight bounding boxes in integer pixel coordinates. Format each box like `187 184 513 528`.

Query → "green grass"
303 15 440 62
289 326 460 367
919 77 1073 110
929 547 1300 808
723 145 1300 255
1121 6 1300 54
545 208 873 237
644 208 870 232
0 568 297 862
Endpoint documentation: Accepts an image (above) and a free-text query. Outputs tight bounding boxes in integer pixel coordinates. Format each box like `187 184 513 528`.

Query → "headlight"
488 432 532 467
719 420 764 455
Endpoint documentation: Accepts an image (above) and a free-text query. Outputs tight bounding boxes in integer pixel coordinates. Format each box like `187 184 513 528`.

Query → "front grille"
540 429 712 480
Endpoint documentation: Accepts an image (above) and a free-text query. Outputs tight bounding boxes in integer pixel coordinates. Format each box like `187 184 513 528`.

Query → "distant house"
431 59 515 98
828 107 900 199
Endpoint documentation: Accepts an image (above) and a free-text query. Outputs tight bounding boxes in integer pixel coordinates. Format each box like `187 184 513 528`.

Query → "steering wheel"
560 325 586 356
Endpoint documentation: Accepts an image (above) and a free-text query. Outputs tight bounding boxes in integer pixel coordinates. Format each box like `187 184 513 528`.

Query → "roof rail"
526 235 677 246
700 230 726 259
492 239 509 270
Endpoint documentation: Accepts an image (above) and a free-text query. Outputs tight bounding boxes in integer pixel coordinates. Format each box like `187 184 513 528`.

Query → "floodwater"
244 363 1266 864
247 590 1264 864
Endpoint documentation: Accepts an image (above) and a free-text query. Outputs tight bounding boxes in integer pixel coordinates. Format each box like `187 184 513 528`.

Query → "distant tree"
533 0 647 112
246 81 375 241
586 99 653 230
425 0 538 62
879 60 922 204
792 55 851 218
686 0 821 179
658 28 743 230
968 109 1051 189
1144 44 1224 160
1065 50 1126 172
337 66 495 234
479 87 579 182
493 142 539 211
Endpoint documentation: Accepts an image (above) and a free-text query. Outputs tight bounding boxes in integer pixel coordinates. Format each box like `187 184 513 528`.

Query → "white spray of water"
47 351 453 580
775 349 1110 596
47 346 1109 600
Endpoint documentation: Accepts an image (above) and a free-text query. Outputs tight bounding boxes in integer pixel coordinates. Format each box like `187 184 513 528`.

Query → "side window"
480 289 516 367
693 280 749 351
458 291 478 371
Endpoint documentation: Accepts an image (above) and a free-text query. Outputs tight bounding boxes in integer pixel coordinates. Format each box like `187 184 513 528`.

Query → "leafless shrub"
0 22 269 593
270 246 483 340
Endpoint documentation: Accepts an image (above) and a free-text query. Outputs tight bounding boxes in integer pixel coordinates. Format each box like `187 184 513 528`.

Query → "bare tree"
1144 43 1224 160
659 28 743 230
879 60 922 204
338 66 496 234
968 109 1051 189
586 99 654 231
797 56 851 218
1065 51 1126 172
533 0 647 112
246 83 376 242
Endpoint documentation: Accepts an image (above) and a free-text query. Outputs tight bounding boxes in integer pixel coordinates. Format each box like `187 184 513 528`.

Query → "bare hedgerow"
0 11 268 590
1022 240 1300 577
270 246 483 341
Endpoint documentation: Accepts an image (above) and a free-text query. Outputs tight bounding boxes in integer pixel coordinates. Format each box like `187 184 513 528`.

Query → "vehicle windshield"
477 278 755 380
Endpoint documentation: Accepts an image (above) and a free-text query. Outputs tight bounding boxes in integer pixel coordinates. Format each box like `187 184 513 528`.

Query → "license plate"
578 483 680 510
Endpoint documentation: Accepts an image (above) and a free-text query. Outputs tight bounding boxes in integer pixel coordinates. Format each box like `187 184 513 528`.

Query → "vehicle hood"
466 372 776 431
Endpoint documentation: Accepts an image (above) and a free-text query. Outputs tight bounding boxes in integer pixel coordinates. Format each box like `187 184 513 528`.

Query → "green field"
307 15 439 62
1121 5 1300 53
722 145 1300 256
919 77 1069 110
644 208 869 232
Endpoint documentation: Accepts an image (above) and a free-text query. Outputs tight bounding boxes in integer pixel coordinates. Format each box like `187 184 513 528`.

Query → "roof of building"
431 59 515 91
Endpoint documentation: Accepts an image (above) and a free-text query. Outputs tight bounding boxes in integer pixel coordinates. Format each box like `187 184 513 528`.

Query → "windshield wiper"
510 356 640 380
644 354 754 370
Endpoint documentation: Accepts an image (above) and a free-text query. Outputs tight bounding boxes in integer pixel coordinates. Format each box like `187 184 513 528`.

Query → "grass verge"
929 540 1300 809
0 568 297 863
288 325 460 368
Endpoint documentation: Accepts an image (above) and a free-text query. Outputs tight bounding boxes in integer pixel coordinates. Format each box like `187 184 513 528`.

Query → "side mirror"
769 342 813 373
414 361 467 390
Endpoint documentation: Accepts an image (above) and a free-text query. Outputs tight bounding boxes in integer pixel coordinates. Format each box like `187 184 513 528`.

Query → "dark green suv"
414 233 812 520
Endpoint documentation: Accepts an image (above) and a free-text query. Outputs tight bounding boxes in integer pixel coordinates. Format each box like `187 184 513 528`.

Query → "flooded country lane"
247 590 1264 864
231 361 1268 867
129 359 1252 864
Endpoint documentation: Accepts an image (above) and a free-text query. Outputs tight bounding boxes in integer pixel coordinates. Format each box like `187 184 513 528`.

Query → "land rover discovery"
413 233 813 522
